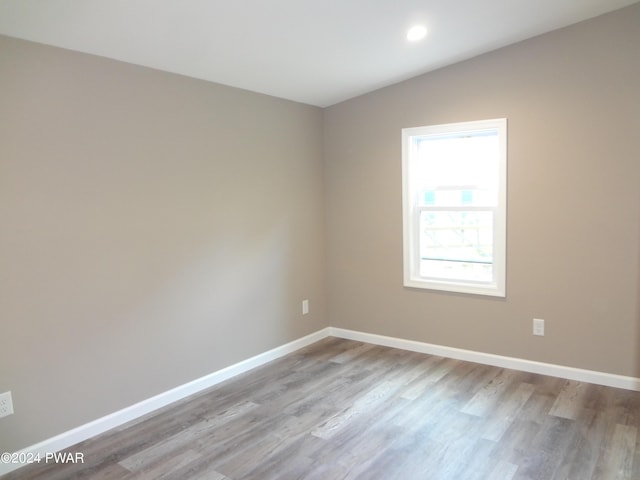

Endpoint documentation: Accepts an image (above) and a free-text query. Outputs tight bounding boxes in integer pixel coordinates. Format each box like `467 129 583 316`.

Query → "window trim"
402 118 507 297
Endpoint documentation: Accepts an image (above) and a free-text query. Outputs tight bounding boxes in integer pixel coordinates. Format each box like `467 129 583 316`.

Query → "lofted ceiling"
0 0 637 107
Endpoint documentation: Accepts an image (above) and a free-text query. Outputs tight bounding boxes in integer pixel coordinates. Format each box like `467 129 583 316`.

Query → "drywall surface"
0 35 326 452
324 5 640 378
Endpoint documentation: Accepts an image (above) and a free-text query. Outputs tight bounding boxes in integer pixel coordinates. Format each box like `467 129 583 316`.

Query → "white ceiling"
0 0 637 107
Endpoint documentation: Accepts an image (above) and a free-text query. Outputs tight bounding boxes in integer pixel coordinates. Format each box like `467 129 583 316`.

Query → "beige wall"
0 36 326 452
324 5 640 377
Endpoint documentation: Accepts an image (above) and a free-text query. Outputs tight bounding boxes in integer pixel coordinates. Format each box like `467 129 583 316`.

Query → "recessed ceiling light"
407 25 428 42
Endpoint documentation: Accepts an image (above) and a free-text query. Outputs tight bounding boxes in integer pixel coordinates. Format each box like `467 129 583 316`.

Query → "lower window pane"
419 211 493 282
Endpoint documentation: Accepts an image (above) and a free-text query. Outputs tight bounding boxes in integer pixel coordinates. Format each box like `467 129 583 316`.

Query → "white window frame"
402 118 507 297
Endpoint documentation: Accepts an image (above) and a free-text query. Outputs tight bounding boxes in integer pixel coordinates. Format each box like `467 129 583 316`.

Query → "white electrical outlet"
533 318 545 336
302 299 309 315
0 391 14 418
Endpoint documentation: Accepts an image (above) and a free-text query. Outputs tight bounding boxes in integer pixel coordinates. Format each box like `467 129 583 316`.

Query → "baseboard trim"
0 327 331 476
4 325 639 476
328 327 640 392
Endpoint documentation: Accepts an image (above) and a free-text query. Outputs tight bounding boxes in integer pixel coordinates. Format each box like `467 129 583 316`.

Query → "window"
402 118 507 297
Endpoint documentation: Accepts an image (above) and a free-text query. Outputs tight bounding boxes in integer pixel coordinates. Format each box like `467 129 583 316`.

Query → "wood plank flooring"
4 337 640 480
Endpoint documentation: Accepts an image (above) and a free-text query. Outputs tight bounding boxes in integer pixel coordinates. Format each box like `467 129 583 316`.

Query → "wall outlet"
302 299 309 315
533 318 545 336
0 391 14 418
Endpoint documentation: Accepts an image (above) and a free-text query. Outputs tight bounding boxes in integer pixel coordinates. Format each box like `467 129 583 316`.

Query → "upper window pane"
415 129 500 207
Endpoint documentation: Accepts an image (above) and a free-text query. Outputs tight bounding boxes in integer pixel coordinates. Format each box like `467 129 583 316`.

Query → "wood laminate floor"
4 337 640 480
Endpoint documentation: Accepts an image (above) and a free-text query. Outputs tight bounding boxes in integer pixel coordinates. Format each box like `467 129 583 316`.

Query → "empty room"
1 1 639 479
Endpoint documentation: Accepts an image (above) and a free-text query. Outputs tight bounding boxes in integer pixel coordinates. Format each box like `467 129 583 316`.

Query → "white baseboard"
328 327 640 392
0 328 331 476
4 325 639 476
